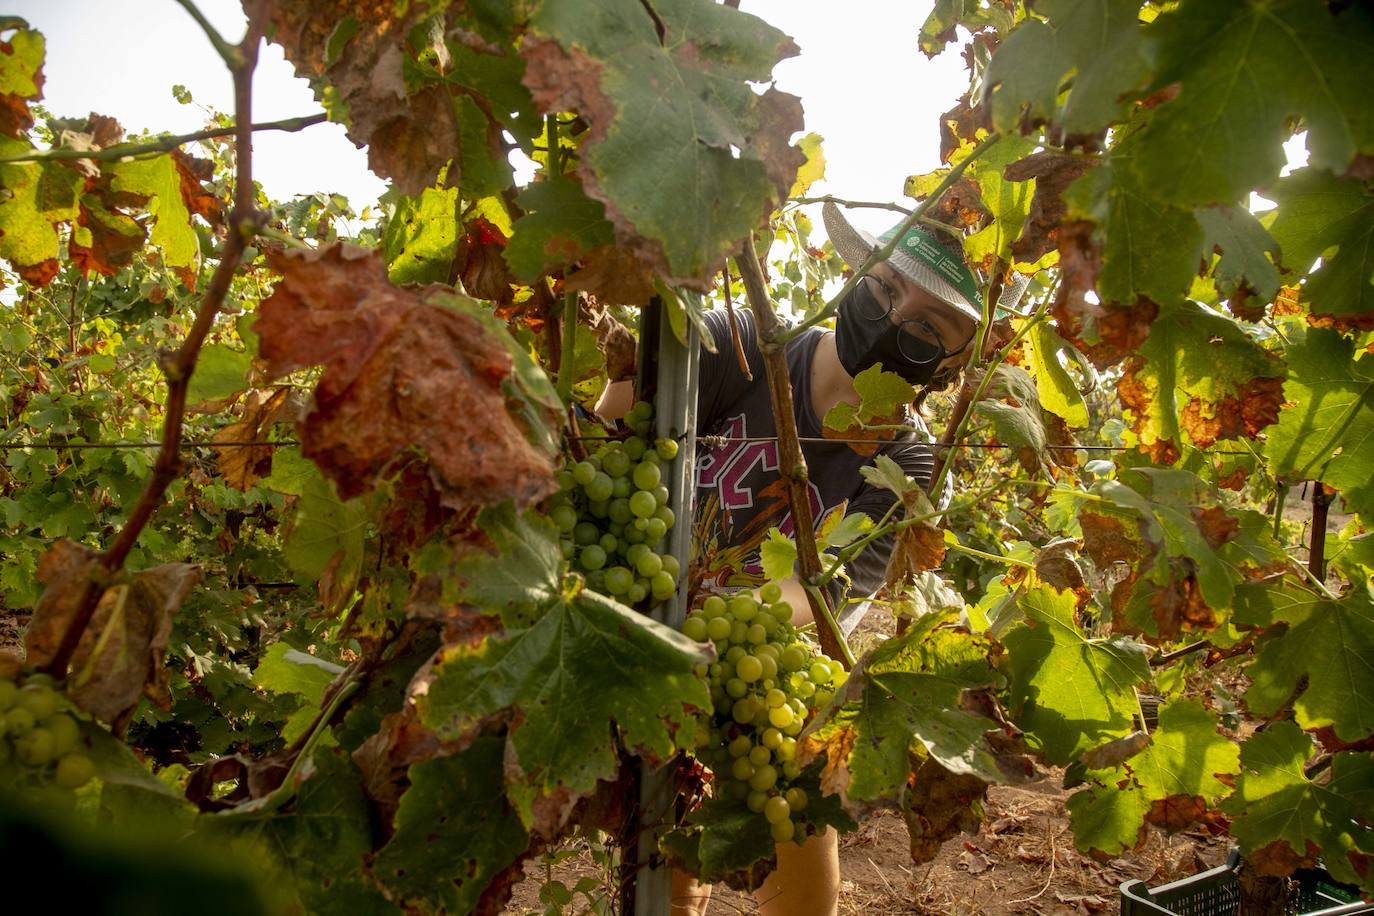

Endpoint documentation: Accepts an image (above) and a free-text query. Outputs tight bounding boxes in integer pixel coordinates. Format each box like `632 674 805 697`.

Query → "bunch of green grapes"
681 585 846 845
0 670 95 791
549 401 682 606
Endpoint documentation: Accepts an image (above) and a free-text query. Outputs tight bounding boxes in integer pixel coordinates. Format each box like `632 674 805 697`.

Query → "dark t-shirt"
691 309 936 613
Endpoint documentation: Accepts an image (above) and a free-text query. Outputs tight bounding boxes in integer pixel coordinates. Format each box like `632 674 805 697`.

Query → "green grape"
643 517 669 543
560 539 576 560
785 787 808 812
0 679 16 711
702 595 727 618
557 469 576 491
761 727 783 750
770 819 795 844
551 504 579 533
54 753 96 790
746 623 767 645
632 461 662 491
634 551 663 578
728 735 752 758
759 654 779 680
781 761 802 780
598 532 618 553
729 594 759 621
706 617 732 641
629 490 657 519
629 401 654 423
579 545 607 571
602 449 631 478
655 437 679 460
683 616 709 642
730 757 754 782
46 714 80 757
588 498 610 518
748 745 772 767
731 698 757 724
770 601 795 624
809 661 831 685
624 436 647 461
764 795 791 825
768 705 795 729
759 582 783 603
748 764 778 792
574 521 600 546
725 678 748 699
776 738 797 762
654 484 671 507
15 727 56 766
781 645 809 672
650 571 676 600
6 706 35 736
611 476 632 499
654 506 676 528
571 461 597 486
735 655 763 683
766 688 787 709
604 566 634 595
623 525 646 544
586 569 607 592
585 472 614 503
18 684 59 721
608 499 633 525
747 791 768 814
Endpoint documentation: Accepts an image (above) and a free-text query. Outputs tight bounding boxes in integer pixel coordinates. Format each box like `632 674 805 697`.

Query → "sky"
11 1 970 236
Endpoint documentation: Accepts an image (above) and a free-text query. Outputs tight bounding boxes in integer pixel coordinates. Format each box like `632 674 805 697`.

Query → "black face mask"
833 278 953 387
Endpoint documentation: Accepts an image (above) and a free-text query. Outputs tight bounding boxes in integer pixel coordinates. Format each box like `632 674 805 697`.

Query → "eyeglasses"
859 275 970 365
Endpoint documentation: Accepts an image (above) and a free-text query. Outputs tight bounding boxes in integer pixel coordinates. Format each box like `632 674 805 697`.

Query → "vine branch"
0 114 328 165
42 21 264 678
733 236 852 668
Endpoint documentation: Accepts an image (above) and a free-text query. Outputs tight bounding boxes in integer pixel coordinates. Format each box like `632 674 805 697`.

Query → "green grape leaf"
975 364 1047 457
1065 153 1205 310
372 737 532 914
0 28 44 137
1118 299 1284 463
959 134 1040 270
523 0 804 285
1242 588 1374 744
1267 168 1374 326
265 448 368 614
1003 585 1150 765
1026 321 1089 428
1197 205 1282 302
253 642 343 700
107 155 201 282
1131 0 1374 207
1071 469 1289 643
859 454 929 503
0 140 82 285
822 365 916 455
983 0 1149 135
1265 328 1374 522
503 175 615 283
381 186 459 286
760 528 798 584
804 610 1021 802
199 750 396 916
1222 723 1374 886
1065 698 1240 856
789 132 826 198
446 502 565 627
187 344 253 406
452 93 514 197
418 588 711 827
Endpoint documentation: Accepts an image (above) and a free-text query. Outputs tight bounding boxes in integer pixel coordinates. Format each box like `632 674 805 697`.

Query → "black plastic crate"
1120 849 1372 915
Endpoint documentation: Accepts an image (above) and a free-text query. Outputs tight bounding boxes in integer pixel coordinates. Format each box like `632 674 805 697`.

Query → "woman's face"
868 262 979 371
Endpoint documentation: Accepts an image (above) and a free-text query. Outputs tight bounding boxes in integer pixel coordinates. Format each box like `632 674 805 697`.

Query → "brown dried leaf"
456 217 516 305
25 539 101 668
1003 151 1099 264
1179 376 1284 449
1080 731 1151 771
566 245 657 306
0 33 44 139
903 755 990 866
67 562 202 724
255 243 559 511
213 387 290 490
938 96 991 165
888 522 948 582
252 3 458 196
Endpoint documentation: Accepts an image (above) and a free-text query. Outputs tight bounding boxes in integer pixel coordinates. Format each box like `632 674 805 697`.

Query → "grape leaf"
1241 588 1374 744
264 448 367 615
1118 299 1283 462
522 0 804 286
759 528 798 584
803 609 1020 802
903 754 992 865
255 244 560 512
1026 321 1089 428
0 28 44 138
1131 0 1374 207
1222 723 1374 887
1005 150 1099 275
0 139 81 285
213 388 291 491
1264 328 1374 522
1267 168 1374 327
418 587 711 826
381 186 459 286
983 0 1149 135
254 643 343 700
974 365 1048 460
1065 698 1240 856
372 737 532 915
106 155 203 285
822 365 916 455
198 750 395 916
445 502 565 627
503 175 616 284
1197 205 1282 303
1002 585 1149 765
187 344 252 406
790 132 826 198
